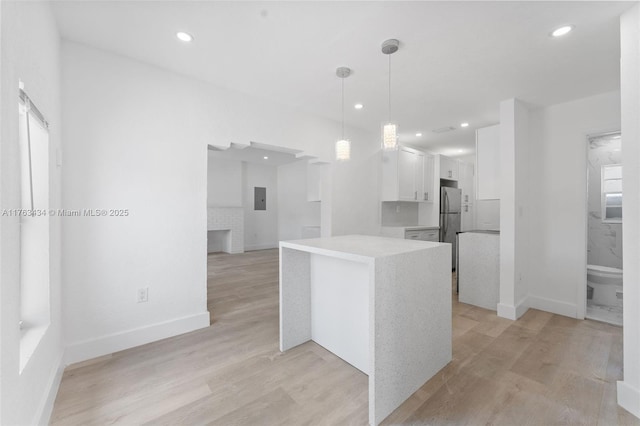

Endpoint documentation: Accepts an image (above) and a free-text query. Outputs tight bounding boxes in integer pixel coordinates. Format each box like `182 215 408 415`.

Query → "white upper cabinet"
382 146 435 202
439 155 459 181
476 124 500 200
459 161 475 204
422 153 435 202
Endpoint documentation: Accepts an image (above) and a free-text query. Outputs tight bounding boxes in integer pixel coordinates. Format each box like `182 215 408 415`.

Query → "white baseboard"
497 298 528 320
34 352 64 426
497 303 517 320
245 243 278 251
618 380 640 419
527 295 577 318
64 312 210 365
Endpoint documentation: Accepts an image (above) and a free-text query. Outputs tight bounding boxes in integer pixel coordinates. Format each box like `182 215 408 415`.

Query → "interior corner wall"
527 90 621 319
619 3 640 419
277 161 320 241
243 162 278 250
60 41 381 364
0 1 63 425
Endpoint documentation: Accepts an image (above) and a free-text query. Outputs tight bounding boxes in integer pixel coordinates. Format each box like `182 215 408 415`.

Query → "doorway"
585 131 623 326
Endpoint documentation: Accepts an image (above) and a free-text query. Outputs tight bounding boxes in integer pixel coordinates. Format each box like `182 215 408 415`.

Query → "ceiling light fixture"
381 39 400 150
416 133 422 137
551 25 574 37
176 31 194 42
354 103 364 110
263 156 269 160
460 122 469 128
335 67 352 162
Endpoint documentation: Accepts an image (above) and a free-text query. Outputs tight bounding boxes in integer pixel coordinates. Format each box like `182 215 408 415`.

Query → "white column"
618 4 640 419
498 98 530 320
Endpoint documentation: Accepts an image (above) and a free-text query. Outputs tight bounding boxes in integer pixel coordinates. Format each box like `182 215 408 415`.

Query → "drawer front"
405 231 421 240
420 230 440 242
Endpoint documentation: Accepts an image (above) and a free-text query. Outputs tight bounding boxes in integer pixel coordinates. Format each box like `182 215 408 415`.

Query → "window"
18 91 50 372
602 164 622 223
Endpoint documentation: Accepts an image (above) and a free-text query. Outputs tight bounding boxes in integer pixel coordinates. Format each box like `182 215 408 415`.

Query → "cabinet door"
440 155 459 181
461 204 474 231
459 162 475 204
398 147 417 201
415 152 425 200
476 125 500 200
422 154 435 202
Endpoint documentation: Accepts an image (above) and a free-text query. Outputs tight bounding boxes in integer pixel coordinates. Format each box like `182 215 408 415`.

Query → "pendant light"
381 39 399 150
335 66 351 161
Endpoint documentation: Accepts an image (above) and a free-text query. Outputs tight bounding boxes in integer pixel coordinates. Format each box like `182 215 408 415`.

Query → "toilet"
587 264 623 306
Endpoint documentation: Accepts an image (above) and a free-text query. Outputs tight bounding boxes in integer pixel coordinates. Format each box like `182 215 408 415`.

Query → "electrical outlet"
137 287 149 303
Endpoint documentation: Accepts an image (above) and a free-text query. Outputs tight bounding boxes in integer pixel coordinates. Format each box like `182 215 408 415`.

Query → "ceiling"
208 143 306 166
52 1 632 156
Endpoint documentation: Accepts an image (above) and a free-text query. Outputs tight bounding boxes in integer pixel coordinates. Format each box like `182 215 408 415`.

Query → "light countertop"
381 225 439 230
459 229 500 235
280 234 445 262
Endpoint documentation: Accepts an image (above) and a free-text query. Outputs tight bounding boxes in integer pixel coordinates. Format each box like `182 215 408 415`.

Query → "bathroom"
586 132 623 325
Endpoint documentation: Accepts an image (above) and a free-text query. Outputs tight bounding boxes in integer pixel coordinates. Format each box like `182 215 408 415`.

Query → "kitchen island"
457 230 500 310
279 235 451 425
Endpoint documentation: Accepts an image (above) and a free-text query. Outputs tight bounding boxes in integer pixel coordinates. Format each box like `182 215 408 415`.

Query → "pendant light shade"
335 67 351 161
382 123 397 150
335 139 350 160
382 39 399 151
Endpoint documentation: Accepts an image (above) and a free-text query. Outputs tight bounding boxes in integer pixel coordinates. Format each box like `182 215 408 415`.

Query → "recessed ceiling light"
263 156 269 160
416 132 422 137
460 122 469 128
354 103 364 110
176 32 194 42
457 149 464 153
551 25 574 37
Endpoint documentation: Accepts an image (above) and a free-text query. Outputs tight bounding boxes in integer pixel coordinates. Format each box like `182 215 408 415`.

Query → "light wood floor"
51 249 639 425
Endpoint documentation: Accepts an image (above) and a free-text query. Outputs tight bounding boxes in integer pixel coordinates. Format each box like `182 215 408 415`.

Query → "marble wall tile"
587 135 622 269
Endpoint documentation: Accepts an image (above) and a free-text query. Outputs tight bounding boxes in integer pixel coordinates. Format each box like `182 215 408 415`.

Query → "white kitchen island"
279 235 451 425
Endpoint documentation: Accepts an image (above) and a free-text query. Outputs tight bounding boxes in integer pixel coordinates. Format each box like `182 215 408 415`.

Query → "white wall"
207 152 242 207
0 1 63 424
61 42 211 363
61 41 380 364
243 162 278 250
619 4 640 419
330 149 381 236
277 161 320 241
527 91 621 318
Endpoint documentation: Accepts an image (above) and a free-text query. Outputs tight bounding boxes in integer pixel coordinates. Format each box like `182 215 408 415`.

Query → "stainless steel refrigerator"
440 187 462 269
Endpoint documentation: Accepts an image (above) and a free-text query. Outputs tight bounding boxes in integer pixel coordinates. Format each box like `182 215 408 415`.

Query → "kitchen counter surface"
281 234 444 263
459 229 500 234
381 225 440 230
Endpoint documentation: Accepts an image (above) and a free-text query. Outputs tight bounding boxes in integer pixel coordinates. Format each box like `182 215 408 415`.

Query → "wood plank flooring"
51 249 639 425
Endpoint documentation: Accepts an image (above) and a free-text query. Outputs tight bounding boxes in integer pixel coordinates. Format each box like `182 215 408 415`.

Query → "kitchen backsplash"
381 202 419 226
